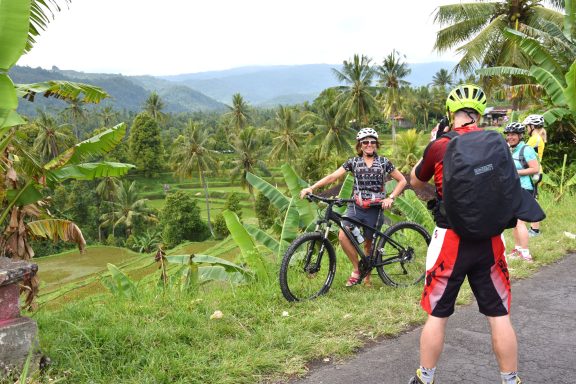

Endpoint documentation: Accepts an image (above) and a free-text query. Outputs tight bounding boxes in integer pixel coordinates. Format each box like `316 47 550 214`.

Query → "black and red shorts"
421 228 511 317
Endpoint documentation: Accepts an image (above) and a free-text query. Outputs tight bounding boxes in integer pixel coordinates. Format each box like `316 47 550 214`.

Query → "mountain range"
10 61 456 115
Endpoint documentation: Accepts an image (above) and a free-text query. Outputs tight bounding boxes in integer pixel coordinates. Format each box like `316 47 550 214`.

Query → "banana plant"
0 0 135 309
223 210 271 284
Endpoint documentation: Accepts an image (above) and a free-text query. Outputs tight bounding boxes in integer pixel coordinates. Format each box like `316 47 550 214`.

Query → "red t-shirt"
414 126 482 198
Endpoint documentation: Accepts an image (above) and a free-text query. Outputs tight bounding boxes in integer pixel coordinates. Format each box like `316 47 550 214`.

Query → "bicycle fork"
303 224 332 274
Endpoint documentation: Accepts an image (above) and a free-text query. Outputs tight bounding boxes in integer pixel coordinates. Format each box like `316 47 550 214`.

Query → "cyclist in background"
505 122 540 263
409 85 521 384
300 128 407 287
523 114 546 237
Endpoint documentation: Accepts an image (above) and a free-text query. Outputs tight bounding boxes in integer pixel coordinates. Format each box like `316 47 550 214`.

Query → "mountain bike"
279 194 431 302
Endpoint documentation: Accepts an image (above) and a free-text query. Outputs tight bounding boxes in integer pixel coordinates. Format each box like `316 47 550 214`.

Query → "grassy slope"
32 190 576 383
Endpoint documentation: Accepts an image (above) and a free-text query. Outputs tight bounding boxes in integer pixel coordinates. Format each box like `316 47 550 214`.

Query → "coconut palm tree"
224 93 250 132
301 88 356 158
144 91 166 123
410 86 436 130
32 110 74 161
332 54 379 125
170 120 219 237
431 68 454 90
99 180 157 237
433 0 564 75
63 97 86 139
378 49 412 141
97 105 119 127
269 106 307 165
229 127 269 196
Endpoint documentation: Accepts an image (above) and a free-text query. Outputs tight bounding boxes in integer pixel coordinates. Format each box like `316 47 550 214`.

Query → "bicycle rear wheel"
279 232 336 302
376 222 431 287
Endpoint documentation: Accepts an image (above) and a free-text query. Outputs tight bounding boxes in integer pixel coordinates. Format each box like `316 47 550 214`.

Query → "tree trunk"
200 170 214 237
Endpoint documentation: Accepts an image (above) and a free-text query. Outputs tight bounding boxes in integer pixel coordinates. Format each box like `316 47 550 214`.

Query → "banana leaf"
48 162 135 182
16 80 109 104
166 254 249 274
104 263 138 299
223 210 270 284
278 198 300 259
334 174 354 214
564 60 576 112
44 123 127 170
0 0 30 70
530 66 567 107
246 172 289 212
0 74 18 126
244 224 280 256
281 163 315 227
393 190 435 232
26 219 86 252
6 183 42 206
199 266 247 284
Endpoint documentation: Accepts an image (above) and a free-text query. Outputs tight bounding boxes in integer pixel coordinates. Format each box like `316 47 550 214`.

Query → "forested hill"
161 62 457 105
9 66 227 116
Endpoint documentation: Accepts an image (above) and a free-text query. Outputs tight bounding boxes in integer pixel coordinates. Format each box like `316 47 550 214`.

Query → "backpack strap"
442 131 459 141
518 145 529 169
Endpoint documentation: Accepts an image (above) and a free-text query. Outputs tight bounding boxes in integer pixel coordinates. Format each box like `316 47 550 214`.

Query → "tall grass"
33 191 576 383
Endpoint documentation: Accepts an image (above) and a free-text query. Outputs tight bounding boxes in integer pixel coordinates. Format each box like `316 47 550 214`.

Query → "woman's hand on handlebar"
381 197 394 210
300 187 313 199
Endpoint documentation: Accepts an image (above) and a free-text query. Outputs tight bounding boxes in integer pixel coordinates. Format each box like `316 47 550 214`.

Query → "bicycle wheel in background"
279 232 336 302
376 221 431 287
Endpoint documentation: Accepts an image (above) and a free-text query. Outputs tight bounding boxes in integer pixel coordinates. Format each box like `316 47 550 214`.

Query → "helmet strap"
461 110 476 127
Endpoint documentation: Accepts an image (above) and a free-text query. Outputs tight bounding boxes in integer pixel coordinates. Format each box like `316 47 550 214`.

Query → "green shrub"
160 191 210 247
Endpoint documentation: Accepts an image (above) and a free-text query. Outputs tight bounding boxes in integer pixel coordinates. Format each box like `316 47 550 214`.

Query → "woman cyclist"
504 122 539 262
523 114 546 237
299 128 407 286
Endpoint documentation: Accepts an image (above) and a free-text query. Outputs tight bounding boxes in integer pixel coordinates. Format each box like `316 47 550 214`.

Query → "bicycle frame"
313 198 411 271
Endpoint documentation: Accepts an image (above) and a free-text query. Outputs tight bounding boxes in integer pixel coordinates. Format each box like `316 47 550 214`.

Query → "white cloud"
18 0 459 76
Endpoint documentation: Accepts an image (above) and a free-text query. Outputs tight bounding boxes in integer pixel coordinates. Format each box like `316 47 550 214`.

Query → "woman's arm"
300 167 347 198
382 169 407 209
518 159 539 176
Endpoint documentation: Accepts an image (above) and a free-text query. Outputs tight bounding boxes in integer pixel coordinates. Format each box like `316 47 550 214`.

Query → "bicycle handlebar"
304 193 383 208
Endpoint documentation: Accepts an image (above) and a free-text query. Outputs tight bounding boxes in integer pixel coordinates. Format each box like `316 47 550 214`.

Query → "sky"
18 0 461 76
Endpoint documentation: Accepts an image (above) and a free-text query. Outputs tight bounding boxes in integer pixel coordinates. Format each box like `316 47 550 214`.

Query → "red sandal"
345 271 361 287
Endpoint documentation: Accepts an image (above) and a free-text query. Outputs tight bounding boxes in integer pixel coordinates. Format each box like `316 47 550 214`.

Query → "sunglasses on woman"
361 140 377 146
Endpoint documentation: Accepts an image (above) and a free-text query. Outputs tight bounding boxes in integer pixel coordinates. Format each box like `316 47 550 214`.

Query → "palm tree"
96 176 122 241
32 110 74 161
302 88 355 158
410 86 436 130
269 106 307 165
431 69 454 90
229 127 269 196
144 92 166 123
378 49 412 141
97 105 119 127
99 180 157 237
224 93 250 132
433 0 564 75
63 97 86 139
332 54 379 125
170 120 219 237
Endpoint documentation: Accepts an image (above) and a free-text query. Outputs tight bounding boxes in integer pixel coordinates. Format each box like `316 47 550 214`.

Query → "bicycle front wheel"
376 222 431 287
279 232 336 302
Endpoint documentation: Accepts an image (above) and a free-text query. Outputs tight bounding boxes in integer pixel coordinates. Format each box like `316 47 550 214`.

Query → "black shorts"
342 204 384 240
421 228 511 317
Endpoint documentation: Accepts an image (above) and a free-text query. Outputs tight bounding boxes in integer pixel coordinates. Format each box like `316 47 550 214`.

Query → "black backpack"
442 130 521 240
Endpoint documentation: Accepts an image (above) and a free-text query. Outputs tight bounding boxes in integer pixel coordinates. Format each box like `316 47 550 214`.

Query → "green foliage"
255 192 275 229
128 112 164 176
214 192 243 238
160 191 210 248
102 263 138 300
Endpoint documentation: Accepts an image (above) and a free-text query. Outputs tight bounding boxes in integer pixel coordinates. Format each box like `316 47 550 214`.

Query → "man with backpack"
408 85 522 384
504 122 540 262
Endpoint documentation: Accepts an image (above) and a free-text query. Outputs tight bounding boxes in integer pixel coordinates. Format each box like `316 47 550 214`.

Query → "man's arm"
410 159 429 189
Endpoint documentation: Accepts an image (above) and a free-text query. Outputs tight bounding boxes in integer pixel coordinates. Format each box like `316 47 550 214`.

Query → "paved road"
290 253 576 384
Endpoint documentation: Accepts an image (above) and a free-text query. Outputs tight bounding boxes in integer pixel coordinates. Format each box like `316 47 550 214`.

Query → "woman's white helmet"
522 114 544 127
356 127 378 141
